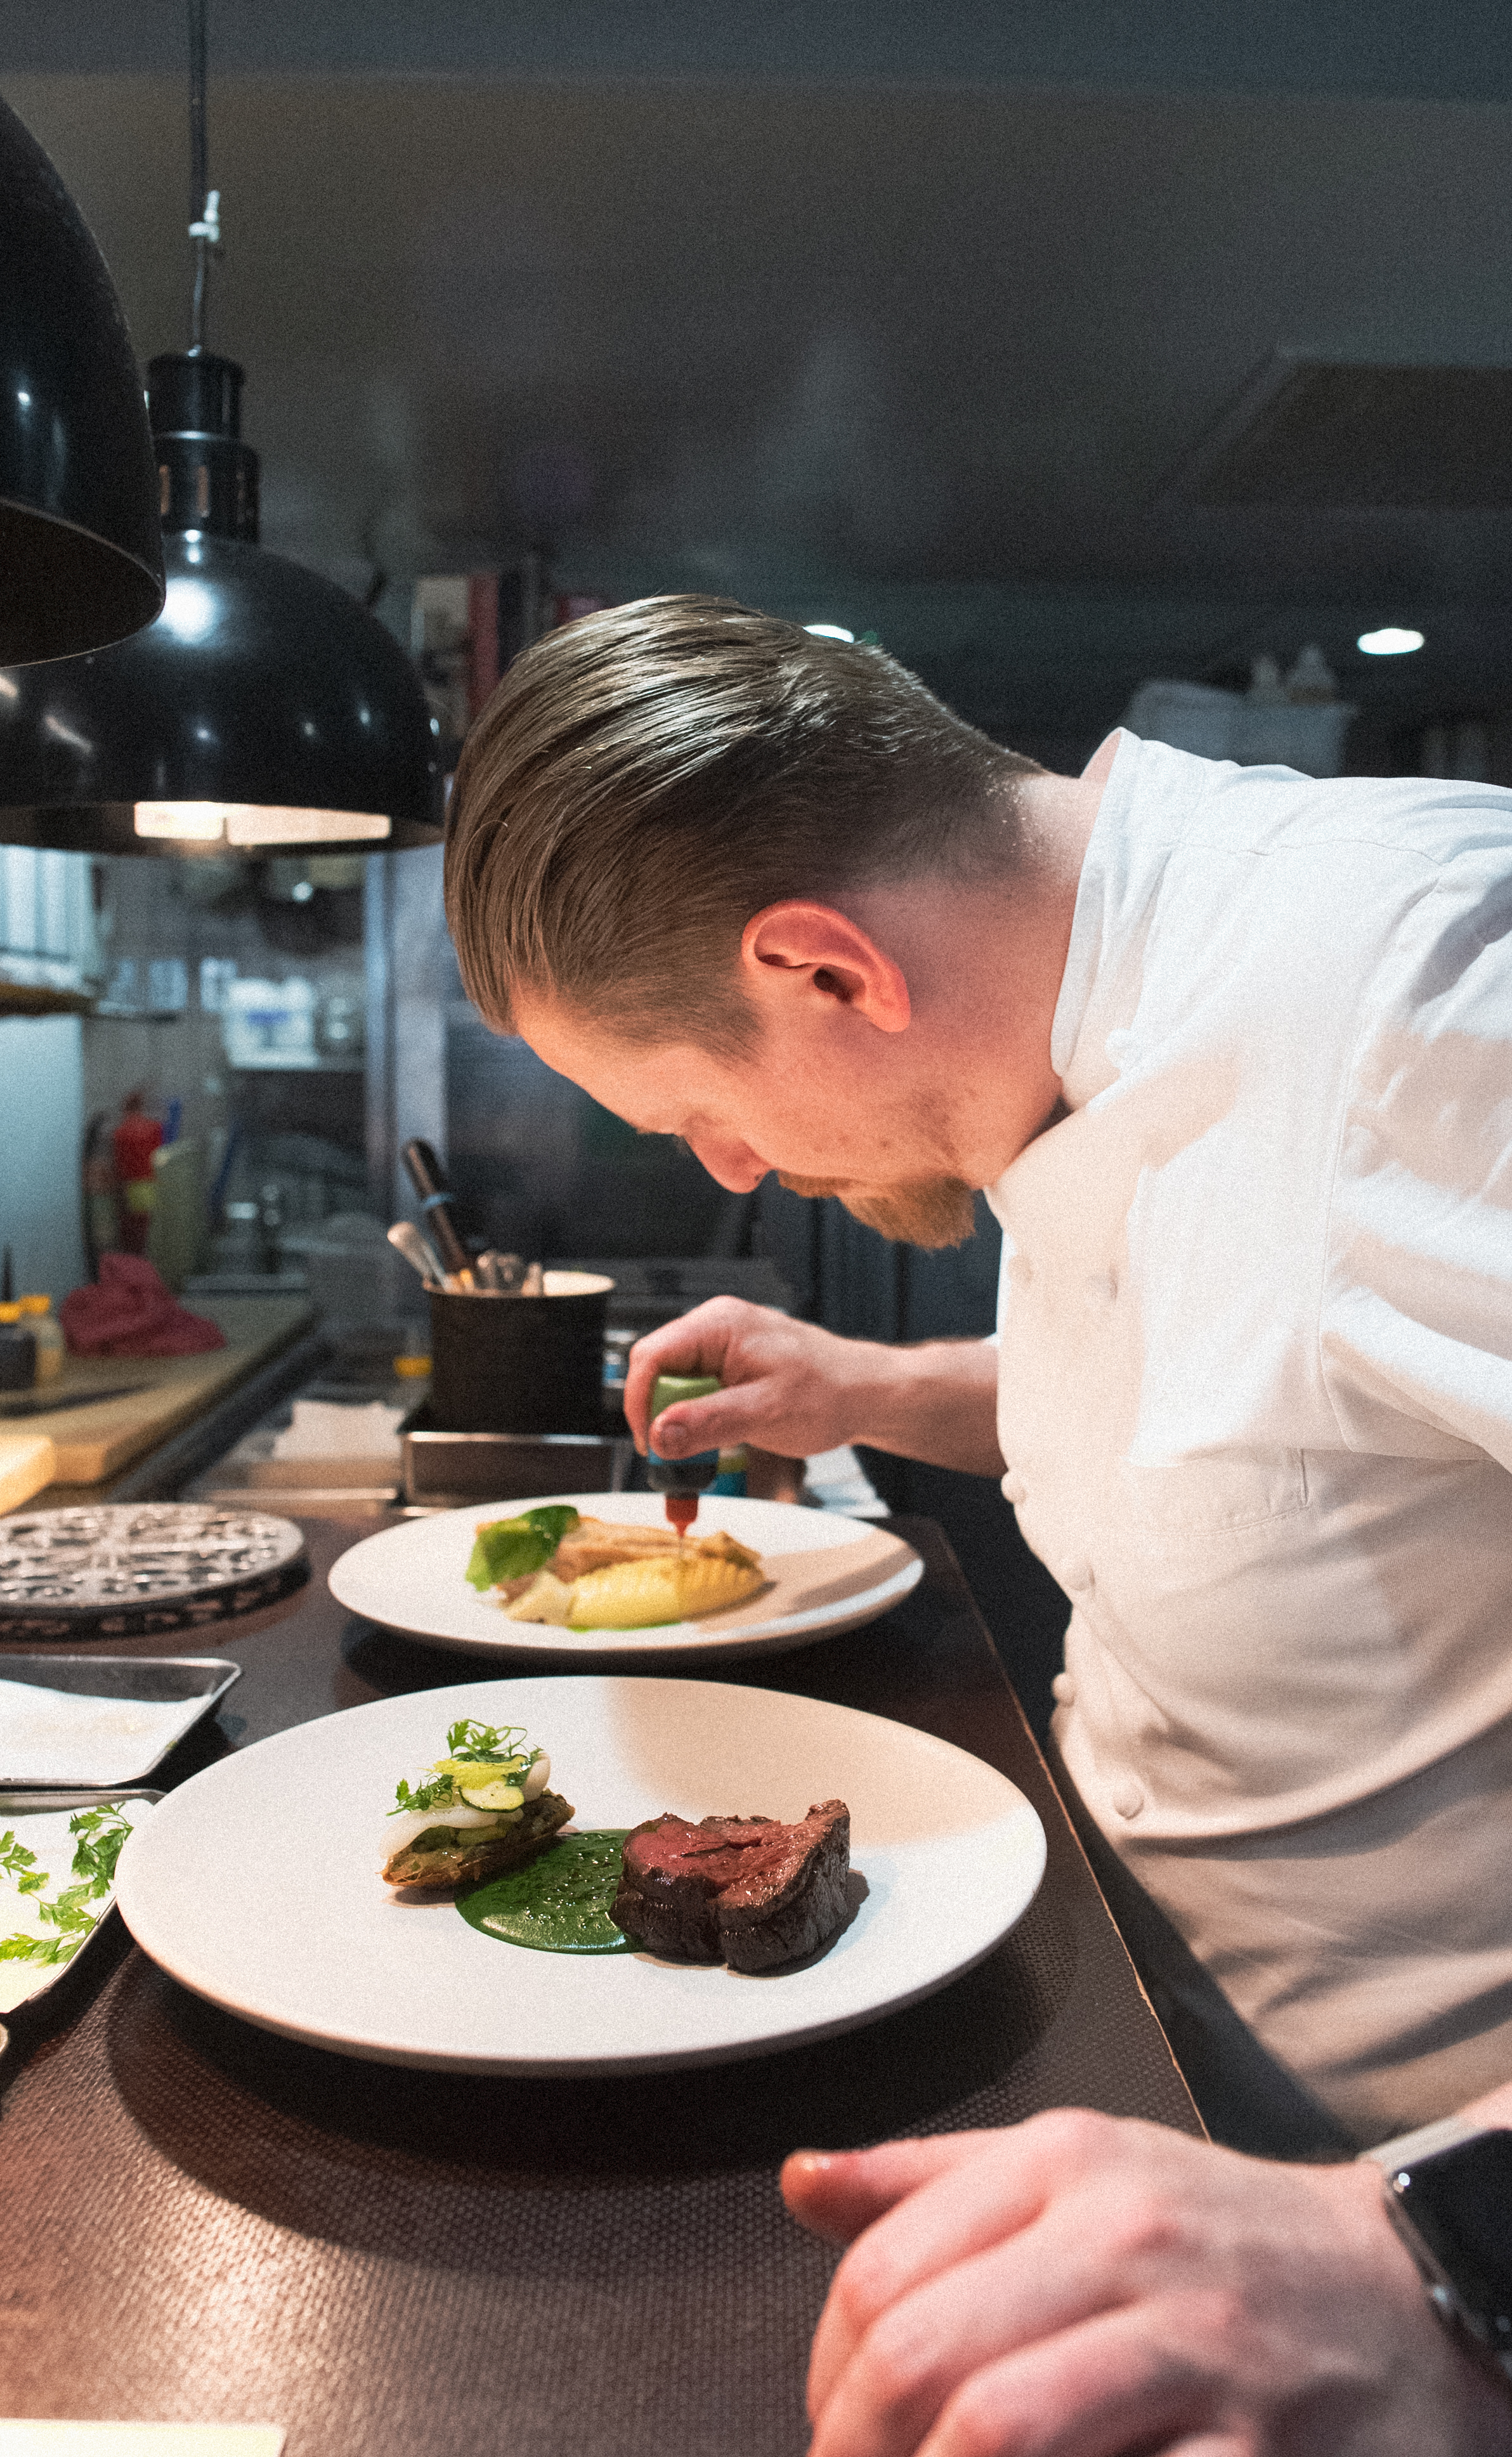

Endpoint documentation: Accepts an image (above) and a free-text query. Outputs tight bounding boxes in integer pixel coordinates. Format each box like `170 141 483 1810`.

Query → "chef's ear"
739 902 911 1033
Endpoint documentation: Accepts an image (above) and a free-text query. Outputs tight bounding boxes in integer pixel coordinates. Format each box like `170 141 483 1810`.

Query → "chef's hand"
623 1298 879 1461
781 2113 1512 2457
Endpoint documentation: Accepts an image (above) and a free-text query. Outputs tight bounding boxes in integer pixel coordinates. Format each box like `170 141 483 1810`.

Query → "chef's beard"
778 1172 978 1248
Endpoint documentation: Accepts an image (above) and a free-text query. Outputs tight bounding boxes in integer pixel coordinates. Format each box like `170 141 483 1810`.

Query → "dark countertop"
0 1511 1199 2456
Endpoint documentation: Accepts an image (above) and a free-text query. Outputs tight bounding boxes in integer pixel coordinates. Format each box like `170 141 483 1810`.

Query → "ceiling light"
0 1 440 857
1357 627 1425 656
804 623 855 642
0 95 163 662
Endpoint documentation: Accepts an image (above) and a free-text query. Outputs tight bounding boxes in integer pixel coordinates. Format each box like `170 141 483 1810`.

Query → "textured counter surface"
0 1515 1199 2456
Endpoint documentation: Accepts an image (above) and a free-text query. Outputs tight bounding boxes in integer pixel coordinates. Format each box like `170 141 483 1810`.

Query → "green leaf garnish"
0 1806 133 1966
464 1506 579 1591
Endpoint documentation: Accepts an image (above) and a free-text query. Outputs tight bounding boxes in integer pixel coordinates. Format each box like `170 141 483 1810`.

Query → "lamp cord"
186 0 218 351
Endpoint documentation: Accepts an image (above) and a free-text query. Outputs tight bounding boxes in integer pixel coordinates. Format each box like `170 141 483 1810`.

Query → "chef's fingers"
803 2125 1081 2413
808 2225 1189 2457
621 1296 767 1449
783 2137 997 2245
904 2307 1221 2457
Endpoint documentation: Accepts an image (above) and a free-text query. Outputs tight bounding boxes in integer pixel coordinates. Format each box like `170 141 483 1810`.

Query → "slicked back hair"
444 593 1043 1055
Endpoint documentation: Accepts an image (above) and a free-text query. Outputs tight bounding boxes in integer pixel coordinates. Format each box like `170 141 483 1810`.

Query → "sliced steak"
613 1799 850 1971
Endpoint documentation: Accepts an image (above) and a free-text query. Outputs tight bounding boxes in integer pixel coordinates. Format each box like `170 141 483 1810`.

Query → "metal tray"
0 1787 160 2033
400 1407 633 1508
0 1654 241 1786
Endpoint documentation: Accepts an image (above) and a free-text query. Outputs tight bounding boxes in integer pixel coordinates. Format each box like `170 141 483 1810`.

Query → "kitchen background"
3 0 1509 1717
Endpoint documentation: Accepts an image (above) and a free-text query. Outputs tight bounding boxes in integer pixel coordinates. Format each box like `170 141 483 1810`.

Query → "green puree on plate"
457 1829 634 1953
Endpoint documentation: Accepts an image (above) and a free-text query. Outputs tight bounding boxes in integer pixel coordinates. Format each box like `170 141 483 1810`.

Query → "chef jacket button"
1111 1778 1144 1820
1062 1556 1093 1593
1001 1471 1028 1505
1052 1671 1077 1705
1006 1255 1034 1290
1083 1269 1118 1308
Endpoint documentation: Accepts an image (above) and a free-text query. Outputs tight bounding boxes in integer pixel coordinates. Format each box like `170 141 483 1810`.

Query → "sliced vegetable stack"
381 1717 573 1891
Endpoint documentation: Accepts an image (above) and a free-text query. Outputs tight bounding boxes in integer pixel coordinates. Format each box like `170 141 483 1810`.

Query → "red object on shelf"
60 1254 225 1358
112 1094 163 1254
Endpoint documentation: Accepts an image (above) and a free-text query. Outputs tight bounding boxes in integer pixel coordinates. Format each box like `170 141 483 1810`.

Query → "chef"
444 592 1512 2454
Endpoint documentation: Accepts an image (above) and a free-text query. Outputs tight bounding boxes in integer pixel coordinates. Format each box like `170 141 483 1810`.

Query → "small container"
427 1272 613 1435
0 1303 37 1393
17 1296 64 1383
646 1374 722 1497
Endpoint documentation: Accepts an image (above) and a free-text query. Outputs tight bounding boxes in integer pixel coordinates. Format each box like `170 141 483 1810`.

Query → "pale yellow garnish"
505 1571 576 1626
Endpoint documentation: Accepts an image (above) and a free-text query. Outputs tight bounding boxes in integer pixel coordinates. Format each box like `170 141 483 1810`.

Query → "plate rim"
326 1494 925 1659
114 1673 1047 2074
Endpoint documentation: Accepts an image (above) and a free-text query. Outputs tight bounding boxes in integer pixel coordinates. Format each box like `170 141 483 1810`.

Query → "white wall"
0 1015 86 1302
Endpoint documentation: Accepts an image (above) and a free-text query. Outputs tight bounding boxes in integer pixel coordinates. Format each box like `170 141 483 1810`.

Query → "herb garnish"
0 1805 134 1967
390 1721 544 1816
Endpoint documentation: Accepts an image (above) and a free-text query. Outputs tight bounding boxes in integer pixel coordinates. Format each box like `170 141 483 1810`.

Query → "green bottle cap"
650 1372 720 1422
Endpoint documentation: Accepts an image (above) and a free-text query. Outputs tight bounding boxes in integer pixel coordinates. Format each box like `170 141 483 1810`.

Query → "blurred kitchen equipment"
14 1298 63 1383
400 1418 632 1508
400 1138 476 1287
427 1270 613 1435
0 1503 308 1641
476 1250 525 1293
386 1219 447 1290
0 1308 37 1393
145 1138 206 1292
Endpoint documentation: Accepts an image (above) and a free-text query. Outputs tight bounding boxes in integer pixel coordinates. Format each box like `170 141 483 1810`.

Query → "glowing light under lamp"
1357 627 1424 657
134 802 391 845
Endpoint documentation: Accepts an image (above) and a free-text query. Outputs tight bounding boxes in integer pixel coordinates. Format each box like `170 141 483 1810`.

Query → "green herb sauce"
457 1829 634 1954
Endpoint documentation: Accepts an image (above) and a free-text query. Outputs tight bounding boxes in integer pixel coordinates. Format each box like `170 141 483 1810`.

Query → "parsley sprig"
390 1721 543 1816
0 1805 134 1967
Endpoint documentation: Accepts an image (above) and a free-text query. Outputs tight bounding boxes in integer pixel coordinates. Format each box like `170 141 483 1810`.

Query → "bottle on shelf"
17 1295 64 1383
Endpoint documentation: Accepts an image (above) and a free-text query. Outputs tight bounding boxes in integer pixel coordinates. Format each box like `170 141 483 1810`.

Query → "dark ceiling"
5 1 1511 764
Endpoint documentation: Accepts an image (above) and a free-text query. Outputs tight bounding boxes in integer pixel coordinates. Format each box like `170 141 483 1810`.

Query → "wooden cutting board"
5 1297 317 1486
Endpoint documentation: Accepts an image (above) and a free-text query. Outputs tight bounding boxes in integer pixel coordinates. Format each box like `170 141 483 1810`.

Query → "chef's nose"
682 1129 769 1193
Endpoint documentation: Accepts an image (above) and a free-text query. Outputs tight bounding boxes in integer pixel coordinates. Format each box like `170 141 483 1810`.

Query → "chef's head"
444 594 1047 1245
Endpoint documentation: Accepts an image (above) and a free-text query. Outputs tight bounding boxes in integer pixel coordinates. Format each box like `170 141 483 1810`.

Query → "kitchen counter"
0 1509 1199 2455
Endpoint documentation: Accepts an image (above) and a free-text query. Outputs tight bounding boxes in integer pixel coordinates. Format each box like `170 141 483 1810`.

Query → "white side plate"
327 1494 924 1659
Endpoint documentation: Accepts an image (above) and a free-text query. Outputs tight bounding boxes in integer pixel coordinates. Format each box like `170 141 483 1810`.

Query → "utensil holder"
426 1271 613 1435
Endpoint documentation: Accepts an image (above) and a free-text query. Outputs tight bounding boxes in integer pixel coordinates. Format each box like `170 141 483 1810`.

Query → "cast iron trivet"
0 1505 308 1641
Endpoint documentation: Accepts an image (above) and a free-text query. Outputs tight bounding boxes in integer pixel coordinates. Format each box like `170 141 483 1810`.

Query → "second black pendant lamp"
0 1 443 855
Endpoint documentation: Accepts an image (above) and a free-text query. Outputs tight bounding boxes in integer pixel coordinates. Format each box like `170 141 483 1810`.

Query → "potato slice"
568 1558 684 1629
505 1570 577 1624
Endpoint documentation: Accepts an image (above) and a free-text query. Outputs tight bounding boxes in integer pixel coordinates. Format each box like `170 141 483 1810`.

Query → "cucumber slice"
459 1776 526 1811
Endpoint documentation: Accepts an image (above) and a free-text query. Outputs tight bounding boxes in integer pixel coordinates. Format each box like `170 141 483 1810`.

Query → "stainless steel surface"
0 1653 242 1785
400 1421 632 1506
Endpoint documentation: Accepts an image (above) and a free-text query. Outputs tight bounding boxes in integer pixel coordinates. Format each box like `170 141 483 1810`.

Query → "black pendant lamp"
0 4 443 856
0 93 164 663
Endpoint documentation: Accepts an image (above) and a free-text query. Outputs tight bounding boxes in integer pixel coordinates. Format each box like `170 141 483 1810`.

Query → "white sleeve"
1321 849 1512 1473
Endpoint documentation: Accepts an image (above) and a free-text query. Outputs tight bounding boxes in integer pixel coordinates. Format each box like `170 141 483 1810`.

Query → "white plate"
327 1494 925 1659
114 1675 1046 2074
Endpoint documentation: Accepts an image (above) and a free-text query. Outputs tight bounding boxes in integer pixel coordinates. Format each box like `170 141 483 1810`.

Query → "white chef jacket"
989 730 1512 2141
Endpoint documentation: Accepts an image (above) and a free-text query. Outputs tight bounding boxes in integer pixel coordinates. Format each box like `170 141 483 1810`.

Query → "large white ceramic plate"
327 1494 924 1660
114 1675 1046 2074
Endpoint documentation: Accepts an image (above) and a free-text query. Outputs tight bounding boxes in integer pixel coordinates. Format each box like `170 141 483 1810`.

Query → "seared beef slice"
613 1800 850 1971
